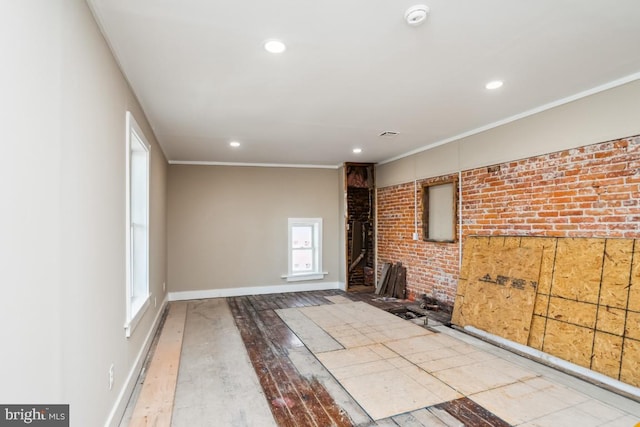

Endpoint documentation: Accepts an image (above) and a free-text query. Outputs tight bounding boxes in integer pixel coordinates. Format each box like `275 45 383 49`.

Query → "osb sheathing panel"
543 319 593 368
451 294 465 326
591 333 623 379
620 338 640 388
551 238 605 303
625 311 640 341
488 236 507 247
600 239 633 309
547 297 597 329
528 315 545 350
630 242 640 312
454 236 488 325
460 246 542 345
459 236 490 281
533 294 550 317
503 236 522 248
455 279 469 301
521 237 557 296
596 306 626 336
452 236 639 388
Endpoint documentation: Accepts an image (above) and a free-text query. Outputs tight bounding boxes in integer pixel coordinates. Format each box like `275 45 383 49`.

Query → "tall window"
287 218 323 281
125 111 150 337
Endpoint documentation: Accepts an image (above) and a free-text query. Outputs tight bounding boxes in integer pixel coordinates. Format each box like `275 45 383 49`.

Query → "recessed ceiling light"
485 80 504 90
229 141 241 148
353 148 362 154
264 40 286 54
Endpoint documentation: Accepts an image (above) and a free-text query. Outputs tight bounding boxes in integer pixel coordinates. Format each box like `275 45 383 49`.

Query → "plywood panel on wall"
630 242 640 312
456 246 542 345
621 339 640 387
547 297 597 329
591 333 623 379
452 237 490 326
596 306 626 336
543 319 594 368
600 239 633 309
520 237 557 296
551 238 604 303
626 312 640 341
453 235 640 389
528 315 546 350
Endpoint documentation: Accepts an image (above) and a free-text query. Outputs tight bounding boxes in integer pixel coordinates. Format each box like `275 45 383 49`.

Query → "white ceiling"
88 0 640 167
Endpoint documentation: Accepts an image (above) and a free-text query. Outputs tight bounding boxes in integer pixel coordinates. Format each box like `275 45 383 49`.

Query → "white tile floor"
277 301 640 425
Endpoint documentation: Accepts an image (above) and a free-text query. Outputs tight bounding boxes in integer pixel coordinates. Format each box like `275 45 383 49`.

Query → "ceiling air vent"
379 131 399 138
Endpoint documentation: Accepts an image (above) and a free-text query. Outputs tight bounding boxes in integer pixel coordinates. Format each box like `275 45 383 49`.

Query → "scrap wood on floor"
375 262 407 299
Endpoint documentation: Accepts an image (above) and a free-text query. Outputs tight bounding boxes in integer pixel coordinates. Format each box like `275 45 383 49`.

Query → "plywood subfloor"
121 290 640 426
229 291 522 426
274 294 640 426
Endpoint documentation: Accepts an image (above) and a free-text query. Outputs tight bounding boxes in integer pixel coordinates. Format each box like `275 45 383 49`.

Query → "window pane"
428 182 454 241
292 248 313 272
126 112 150 332
292 225 313 249
422 180 457 242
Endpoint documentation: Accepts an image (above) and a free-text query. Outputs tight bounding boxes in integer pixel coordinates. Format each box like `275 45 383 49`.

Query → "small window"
422 179 458 242
125 111 151 337
287 218 324 281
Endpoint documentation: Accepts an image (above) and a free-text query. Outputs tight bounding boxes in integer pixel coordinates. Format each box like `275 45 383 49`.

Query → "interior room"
2 1 640 426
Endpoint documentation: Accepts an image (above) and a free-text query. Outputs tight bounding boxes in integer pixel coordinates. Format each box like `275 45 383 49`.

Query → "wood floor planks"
229 294 353 427
123 290 513 427
129 302 187 427
434 398 511 427
228 296 344 426
228 291 506 427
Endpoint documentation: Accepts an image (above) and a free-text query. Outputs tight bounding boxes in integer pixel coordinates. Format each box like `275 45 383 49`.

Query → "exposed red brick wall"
377 174 460 303
377 135 640 304
462 136 640 237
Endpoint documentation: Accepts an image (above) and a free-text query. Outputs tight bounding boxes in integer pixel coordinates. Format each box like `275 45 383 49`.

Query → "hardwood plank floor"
228 292 353 427
434 398 510 427
119 290 640 426
228 291 507 427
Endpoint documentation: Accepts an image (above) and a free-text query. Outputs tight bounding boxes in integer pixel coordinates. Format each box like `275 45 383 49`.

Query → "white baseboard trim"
104 294 169 427
338 281 347 291
168 281 341 302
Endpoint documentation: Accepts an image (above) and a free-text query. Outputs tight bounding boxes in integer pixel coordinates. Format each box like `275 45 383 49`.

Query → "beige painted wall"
168 165 341 292
377 79 640 187
0 2 167 426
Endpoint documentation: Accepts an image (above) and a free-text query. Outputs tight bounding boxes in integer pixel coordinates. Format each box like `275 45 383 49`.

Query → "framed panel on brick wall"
422 178 458 242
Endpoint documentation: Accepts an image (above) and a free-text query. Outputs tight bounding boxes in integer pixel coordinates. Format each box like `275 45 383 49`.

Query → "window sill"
124 294 151 338
281 272 329 282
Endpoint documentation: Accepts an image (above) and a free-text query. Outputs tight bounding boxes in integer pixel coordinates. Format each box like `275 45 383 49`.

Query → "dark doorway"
344 163 375 292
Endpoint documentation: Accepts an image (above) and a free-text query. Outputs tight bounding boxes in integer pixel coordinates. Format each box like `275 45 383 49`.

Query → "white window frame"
124 111 151 338
285 218 327 282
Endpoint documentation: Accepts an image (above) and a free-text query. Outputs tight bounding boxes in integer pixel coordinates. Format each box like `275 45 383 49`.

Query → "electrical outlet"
412 232 419 240
108 364 114 390
163 282 166 292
